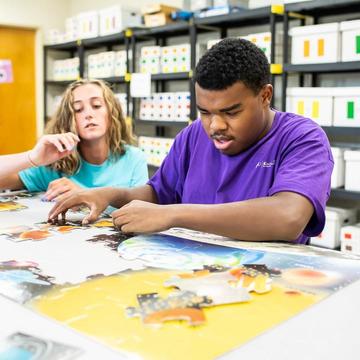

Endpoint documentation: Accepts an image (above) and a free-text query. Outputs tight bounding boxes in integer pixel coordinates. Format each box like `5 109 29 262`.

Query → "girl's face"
72 84 109 142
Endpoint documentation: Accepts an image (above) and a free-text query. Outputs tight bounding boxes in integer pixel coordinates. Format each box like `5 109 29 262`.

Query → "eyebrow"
197 103 242 113
73 96 103 104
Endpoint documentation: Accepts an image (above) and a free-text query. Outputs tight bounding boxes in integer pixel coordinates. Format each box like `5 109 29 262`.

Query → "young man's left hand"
112 200 173 233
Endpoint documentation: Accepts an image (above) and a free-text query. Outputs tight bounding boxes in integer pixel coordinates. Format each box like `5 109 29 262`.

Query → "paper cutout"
0 332 82 359
0 59 13 83
126 291 212 326
0 201 27 212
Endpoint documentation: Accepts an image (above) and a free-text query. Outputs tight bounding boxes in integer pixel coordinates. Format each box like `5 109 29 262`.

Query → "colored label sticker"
347 101 354 119
318 39 324 57
304 40 310 57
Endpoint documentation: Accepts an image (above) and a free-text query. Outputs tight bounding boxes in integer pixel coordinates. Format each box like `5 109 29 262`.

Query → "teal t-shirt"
19 145 148 192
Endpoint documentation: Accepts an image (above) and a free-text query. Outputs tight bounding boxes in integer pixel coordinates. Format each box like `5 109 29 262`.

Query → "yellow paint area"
32 269 323 360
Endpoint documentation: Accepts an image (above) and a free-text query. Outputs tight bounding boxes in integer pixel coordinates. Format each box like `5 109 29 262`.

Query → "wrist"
27 151 39 167
167 204 182 228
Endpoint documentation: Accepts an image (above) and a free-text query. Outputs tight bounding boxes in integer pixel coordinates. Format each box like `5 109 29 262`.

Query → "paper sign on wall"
130 73 151 98
0 60 13 83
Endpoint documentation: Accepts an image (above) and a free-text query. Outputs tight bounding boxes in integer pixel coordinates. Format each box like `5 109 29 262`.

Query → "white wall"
0 0 71 137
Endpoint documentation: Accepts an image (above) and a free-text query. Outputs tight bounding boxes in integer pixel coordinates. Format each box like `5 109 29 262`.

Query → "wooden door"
0 26 36 154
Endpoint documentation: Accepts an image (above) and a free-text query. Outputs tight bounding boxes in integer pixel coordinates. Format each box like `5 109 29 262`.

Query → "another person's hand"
43 178 81 201
28 133 80 167
112 200 173 233
48 188 110 225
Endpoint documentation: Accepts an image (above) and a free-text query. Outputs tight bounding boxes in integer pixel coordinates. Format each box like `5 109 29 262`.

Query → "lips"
85 123 98 128
211 135 234 151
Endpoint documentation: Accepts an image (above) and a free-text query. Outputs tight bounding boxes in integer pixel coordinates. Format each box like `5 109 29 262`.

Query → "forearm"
0 152 32 176
104 185 158 208
168 195 311 241
0 152 31 190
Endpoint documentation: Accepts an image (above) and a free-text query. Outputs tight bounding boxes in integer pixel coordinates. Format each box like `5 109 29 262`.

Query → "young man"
48 38 333 244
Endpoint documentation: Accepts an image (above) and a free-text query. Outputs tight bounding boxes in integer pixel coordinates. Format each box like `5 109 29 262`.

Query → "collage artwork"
1 193 360 359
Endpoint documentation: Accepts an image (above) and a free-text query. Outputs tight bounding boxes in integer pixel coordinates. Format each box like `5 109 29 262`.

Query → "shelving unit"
43 31 130 121
281 0 360 201
43 5 284 135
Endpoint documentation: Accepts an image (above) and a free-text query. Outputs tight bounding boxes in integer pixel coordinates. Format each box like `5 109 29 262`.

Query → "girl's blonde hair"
45 79 135 175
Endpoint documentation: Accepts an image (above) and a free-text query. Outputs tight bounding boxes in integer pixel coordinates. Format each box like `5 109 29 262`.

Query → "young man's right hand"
48 188 110 225
28 133 80 167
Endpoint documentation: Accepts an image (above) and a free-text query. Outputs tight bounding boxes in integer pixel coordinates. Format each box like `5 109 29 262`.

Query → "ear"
260 84 273 107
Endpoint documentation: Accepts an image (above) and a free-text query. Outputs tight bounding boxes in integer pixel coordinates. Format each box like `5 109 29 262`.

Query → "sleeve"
268 128 334 237
130 150 149 187
18 166 60 192
147 126 191 205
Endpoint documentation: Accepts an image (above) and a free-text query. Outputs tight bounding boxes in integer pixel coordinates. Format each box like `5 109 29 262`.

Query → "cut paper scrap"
0 201 27 212
165 265 273 305
0 227 144 287
92 219 114 228
126 291 212 326
127 265 275 327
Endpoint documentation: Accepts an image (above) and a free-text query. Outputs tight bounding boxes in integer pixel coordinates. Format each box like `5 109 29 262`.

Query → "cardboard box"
141 4 179 15
144 12 173 27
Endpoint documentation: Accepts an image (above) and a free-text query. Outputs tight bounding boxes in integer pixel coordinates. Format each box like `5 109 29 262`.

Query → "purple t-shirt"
148 111 334 244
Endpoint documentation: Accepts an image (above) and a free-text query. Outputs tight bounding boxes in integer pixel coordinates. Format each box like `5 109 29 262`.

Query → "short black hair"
194 38 270 94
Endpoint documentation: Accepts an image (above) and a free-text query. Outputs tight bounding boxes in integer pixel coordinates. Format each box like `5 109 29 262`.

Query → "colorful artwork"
1 195 360 360
0 332 82 359
0 201 27 212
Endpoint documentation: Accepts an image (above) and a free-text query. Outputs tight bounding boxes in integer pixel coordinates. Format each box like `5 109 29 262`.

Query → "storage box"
289 23 340 64
185 0 213 11
139 136 174 167
340 19 360 62
65 17 78 42
333 87 360 127
213 0 248 7
142 4 179 27
344 150 360 192
331 147 347 188
286 87 334 126
341 223 360 255
77 11 99 39
99 6 141 36
140 46 161 74
310 206 357 249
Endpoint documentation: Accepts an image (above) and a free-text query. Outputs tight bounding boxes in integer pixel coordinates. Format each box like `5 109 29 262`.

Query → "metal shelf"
284 62 360 73
136 119 189 127
285 0 359 17
99 76 126 83
322 126 360 136
45 80 74 86
151 72 190 80
82 33 126 48
45 41 78 51
194 6 272 28
331 188 360 201
133 22 190 39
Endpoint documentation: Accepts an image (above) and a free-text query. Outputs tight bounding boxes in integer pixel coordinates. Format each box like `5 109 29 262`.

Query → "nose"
210 114 227 133
83 104 95 119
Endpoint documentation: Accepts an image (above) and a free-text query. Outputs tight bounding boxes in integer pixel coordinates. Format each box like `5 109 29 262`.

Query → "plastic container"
333 87 360 127
331 147 347 188
341 223 360 255
344 150 360 191
310 206 357 249
340 19 360 62
286 87 334 126
289 23 340 64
